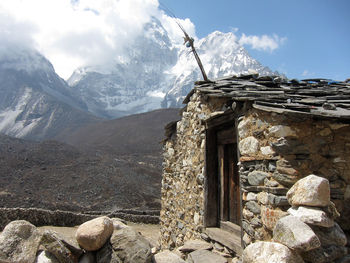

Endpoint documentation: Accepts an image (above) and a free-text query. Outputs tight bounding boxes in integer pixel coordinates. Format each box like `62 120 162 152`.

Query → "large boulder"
0 220 42 263
311 223 347 247
286 174 330 207
95 241 122 263
301 245 348 263
287 206 334 227
75 216 114 251
153 250 186 263
39 230 82 263
242 241 304 263
273 215 321 252
109 226 152 263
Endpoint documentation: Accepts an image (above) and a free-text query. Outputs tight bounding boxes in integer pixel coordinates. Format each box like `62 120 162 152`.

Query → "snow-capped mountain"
0 45 100 140
163 31 276 107
68 17 178 119
68 17 277 118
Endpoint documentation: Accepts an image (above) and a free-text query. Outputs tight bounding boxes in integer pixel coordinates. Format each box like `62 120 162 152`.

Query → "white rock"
193 212 200 225
243 241 304 263
288 206 334 227
268 125 297 137
111 218 128 230
273 215 321 252
36 251 59 263
75 216 114 251
239 136 259 155
238 118 250 139
246 192 257 201
287 174 330 207
260 146 275 156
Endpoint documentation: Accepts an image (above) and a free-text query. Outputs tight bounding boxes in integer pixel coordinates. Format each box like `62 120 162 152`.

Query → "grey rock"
301 245 348 263
79 252 96 263
247 171 268 186
271 138 309 155
110 226 152 263
187 249 227 263
273 172 299 187
250 217 262 228
153 250 185 263
39 230 80 263
273 215 321 252
311 223 347 247
273 196 289 206
264 178 279 187
245 201 261 214
200 233 210 242
242 221 255 237
179 239 213 252
0 220 42 263
243 241 304 263
96 241 122 263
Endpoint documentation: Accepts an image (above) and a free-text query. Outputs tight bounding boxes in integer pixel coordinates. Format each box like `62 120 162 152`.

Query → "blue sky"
160 0 350 80
1 0 348 80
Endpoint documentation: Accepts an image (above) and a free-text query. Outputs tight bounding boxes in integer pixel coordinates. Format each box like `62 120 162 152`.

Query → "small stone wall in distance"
0 207 159 230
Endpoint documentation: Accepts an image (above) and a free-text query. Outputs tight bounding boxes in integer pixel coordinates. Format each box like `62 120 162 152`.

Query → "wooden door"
217 129 240 226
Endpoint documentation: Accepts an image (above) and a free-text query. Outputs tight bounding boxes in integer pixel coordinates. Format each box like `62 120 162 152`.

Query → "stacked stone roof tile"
184 74 350 119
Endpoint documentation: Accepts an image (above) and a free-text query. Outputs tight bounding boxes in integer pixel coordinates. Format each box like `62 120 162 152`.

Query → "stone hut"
159 74 350 256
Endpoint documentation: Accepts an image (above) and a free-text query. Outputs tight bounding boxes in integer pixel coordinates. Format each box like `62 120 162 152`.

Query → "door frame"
203 112 242 229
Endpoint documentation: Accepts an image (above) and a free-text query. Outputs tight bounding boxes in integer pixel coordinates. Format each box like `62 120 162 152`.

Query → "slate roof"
184 74 350 120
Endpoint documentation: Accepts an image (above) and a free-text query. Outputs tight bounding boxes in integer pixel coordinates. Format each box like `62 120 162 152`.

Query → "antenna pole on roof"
183 32 209 82
159 2 209 82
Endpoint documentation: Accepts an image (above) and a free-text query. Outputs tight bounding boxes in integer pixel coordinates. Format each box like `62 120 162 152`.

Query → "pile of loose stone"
154 239 241 263
243 174 349 263
0 216 155 263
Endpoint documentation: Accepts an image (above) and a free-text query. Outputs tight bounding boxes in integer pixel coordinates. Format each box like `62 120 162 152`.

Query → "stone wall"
0 207 159 230
238 109 350 246
159 91 228 249
160 90 350 250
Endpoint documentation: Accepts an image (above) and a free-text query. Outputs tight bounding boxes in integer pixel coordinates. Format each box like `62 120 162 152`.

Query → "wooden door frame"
203 112 242 228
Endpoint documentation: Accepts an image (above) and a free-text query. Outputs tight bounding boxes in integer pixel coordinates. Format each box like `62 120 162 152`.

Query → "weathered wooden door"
217 128 241 226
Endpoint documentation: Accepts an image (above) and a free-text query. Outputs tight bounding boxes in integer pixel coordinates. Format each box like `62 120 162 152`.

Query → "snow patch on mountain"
0 87 43 137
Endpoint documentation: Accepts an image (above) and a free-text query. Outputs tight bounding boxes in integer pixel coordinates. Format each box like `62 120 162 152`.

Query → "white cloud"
0 0 282 80
239 33 286 52
0 0 171 79
302 69 315 77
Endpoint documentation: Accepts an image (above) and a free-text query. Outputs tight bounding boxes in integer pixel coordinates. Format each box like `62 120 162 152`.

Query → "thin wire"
159 1 186 35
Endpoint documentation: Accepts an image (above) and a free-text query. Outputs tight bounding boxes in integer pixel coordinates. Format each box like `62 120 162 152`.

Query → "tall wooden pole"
183 33 209 82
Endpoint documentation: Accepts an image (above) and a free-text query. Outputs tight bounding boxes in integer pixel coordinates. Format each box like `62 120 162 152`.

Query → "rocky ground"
0 108 180 212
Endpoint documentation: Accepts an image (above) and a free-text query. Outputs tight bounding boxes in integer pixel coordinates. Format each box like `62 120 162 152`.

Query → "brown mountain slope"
59 108 180 156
